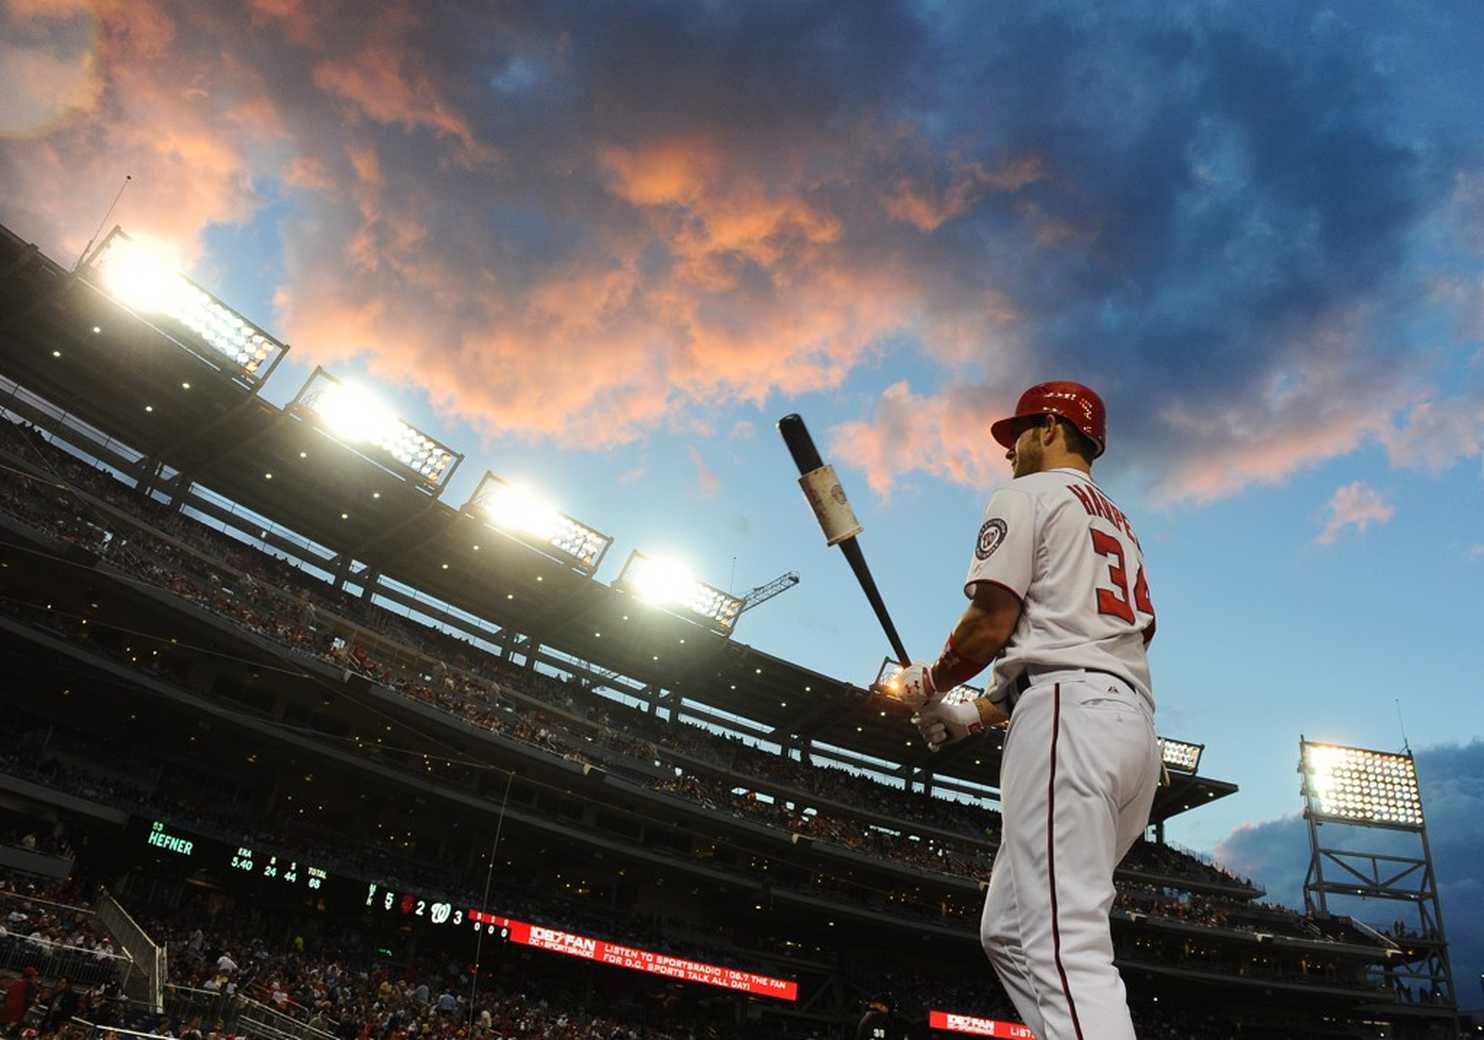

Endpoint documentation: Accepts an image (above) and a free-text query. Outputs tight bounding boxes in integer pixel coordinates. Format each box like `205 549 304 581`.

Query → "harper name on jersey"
965 467 1156 712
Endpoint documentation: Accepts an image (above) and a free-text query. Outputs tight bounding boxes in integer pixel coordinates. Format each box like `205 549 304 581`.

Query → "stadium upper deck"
0 219 1232 824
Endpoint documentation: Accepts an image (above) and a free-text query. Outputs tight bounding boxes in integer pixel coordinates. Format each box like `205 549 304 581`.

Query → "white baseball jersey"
963 467 1155 712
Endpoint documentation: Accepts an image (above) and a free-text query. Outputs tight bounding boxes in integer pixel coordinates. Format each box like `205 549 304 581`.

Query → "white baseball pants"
980 672 1159 1040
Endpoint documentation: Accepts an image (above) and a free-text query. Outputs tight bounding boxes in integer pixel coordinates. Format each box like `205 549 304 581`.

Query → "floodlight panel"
483 481 560 539
627 554 695 605
688 579 744 630
85 229 283 381
619 551 744 631
546 514 609 569
1157 737 1203 774
298 375 456 484
1301 741 1423 828
470 473 610 572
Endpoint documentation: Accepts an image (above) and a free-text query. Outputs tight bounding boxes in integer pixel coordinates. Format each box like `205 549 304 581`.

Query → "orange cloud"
4 0 94 16
2 0 1464 515
600 137 720 208
0 12 102 139
247 0 321 46
266 120 949 446
313 43 491 164
827 322 1460 508
687 445 720 498
284 154 335 191
0 2 266 263
1151 392 1400 505
884 154 1045 232
831 381 1014 496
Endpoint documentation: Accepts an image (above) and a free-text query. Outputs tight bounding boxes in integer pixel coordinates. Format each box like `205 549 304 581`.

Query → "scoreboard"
136 819 330 893
357 887 796 1000
133 818 796 1003
230 847 328 890
364 883 475 928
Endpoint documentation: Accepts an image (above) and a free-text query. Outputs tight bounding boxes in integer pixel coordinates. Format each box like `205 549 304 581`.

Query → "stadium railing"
0 844 75 879
71 1019 175 1040
0 932 133 990
158 984 336 1040
233 993 338 1040
96 892 165 1014
160 984 237 1030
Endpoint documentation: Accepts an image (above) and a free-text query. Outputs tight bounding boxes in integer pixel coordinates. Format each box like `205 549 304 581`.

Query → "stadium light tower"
615 550 744 634
1299 738 1456 1007
290 367 461 491
79 226 287 384
1157 737 1204 775
464 471 612 575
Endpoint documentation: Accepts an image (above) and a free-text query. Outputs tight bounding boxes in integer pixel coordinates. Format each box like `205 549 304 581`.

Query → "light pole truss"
1299 737 1456 1009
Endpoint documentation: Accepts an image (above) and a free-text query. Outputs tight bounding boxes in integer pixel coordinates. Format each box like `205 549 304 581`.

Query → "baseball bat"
778 413 911 665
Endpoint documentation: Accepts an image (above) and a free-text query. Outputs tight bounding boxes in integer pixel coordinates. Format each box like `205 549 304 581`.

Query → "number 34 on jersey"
1067 482 1155 643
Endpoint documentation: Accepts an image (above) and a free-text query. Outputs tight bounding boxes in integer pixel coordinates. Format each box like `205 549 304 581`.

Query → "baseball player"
886 381 1158 1040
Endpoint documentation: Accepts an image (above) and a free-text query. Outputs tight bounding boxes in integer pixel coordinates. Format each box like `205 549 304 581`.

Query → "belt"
1011 666 1126 700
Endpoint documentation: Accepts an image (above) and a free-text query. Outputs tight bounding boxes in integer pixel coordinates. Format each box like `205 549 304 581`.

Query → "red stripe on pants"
1047 683 1085 1040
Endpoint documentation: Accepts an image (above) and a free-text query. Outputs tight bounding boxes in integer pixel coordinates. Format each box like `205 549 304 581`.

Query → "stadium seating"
0 417 1438 1039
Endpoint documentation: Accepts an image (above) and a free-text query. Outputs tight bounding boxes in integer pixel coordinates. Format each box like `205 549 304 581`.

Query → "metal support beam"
127 338 288 513
343 498 457 577
1300 737 1457 1010
155 408 295 502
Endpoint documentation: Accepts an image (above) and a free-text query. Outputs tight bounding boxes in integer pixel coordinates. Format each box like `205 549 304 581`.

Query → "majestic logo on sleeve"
975 518 1007 560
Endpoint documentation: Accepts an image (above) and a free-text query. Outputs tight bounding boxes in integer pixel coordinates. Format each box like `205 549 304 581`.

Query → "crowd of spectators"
0 423 1359 952
0 864 1308 1040
0 424 1276 892
0 424 1258 878
0 420 1428 1037
1114 883 1334 941
0 877 114 956
137 883 813 1040
0 871 127 1034
0 828 73 861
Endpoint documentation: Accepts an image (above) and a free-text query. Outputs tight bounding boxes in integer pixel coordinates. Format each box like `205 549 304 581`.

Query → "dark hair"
1054 417 1099 463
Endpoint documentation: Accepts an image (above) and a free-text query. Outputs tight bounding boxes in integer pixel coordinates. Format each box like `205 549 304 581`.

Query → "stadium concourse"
0 223 1462 1040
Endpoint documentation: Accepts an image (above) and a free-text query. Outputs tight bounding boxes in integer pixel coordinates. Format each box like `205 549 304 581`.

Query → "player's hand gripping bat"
779 414 1008 751
777 414 910 667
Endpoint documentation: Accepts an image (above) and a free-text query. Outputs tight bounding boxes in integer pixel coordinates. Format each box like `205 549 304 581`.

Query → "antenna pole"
74 174 132 272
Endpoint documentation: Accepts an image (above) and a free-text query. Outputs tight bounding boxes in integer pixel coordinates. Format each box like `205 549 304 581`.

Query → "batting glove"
913 700 984 751
885 662 939 710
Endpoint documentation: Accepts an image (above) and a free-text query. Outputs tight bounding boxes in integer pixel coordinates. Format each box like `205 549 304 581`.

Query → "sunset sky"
2 0 1482 990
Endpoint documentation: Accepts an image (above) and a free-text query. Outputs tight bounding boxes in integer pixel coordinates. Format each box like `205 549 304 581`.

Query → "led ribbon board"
468 471 611 574
83 228 285 382
928 1011 1036 1037
471 911 797 1001
1300 741 1423 829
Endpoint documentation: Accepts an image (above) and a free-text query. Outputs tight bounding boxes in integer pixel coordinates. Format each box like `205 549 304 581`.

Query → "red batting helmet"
990 381 1106 458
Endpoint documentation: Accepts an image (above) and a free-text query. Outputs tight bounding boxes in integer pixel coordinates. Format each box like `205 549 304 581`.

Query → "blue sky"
3 0 1483 993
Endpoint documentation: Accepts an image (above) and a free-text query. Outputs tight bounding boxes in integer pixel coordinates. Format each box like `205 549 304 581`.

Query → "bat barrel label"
798 464 863 546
